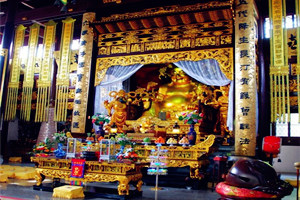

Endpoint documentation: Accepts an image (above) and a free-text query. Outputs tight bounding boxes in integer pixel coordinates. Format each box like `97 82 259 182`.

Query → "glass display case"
66 138 82 158
99 139 116 162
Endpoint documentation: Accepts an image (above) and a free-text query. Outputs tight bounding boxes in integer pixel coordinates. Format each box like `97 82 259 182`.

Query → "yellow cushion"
0 173 8 182
2 170 15 178
14 170 36 180
23 167 35 171
0 165 14 170
9 157 22 163
53 185 85 199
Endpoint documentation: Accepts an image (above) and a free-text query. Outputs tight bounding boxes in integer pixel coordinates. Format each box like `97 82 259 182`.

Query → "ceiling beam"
166 15 177 26
194 12 205 23
128 20 139 30
140 19 151 28
153 17 164 27
116 21 127 32
14 0 90 25
208 11 219 21
180 14 191 24
105 23 116 32
222 9 233 20
95 25 106 34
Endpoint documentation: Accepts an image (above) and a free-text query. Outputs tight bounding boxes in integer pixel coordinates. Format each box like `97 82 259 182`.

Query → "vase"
97 124 105 137
187 123 196 145
116 145 125 161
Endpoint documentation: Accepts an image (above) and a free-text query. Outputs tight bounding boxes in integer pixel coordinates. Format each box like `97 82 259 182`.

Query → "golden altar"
134 135 215 179
30 157 148 195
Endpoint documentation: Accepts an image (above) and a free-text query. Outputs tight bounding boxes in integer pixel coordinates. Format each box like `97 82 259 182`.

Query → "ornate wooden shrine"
90 1 235 146
31 156 148 195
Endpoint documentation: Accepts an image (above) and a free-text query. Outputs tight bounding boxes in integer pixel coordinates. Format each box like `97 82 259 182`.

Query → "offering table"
135 135 215 179
31 157 148 195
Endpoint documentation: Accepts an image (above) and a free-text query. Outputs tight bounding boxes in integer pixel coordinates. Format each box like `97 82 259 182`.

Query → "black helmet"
225 158 293 197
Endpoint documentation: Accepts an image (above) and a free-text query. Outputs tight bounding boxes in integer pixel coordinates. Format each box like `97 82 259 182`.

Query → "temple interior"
0 0 299 199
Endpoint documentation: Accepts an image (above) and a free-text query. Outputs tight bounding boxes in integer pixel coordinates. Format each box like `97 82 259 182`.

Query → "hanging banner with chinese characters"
269 0 289 124
54 17 76 122
287 29 297 58
4 25 26 121
35 20 57 122
20 23 40 121
296 0 300 122
234 0 257 156
0 49 8 113
71 13 95 133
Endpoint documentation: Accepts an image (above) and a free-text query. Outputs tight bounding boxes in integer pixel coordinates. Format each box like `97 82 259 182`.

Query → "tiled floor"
0 178 297 200
0 162 297 200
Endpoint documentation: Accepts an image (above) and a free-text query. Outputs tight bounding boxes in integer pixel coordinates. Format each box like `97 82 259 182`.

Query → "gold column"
0 49 8 111
4 25 26 121
20 23 40 121
296 0 300 122
35 20 57 122
54 17 76 122
71 12 96 133
234 0 257 156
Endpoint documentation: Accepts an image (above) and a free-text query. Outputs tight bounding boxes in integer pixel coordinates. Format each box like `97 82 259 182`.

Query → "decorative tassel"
35 20 56 122
269 0 289 123
4 25 26 121
20 24 40 121
54 85 69 121
54 17 76 122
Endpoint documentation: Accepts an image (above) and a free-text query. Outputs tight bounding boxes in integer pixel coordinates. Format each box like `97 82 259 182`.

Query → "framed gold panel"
95 47 233 86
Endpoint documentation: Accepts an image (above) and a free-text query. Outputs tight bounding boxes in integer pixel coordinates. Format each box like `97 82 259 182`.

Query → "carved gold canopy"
93 1 234 86
95 48 233 86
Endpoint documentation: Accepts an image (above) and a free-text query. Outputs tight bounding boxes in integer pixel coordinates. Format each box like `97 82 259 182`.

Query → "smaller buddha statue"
139 118 156 134
104 90 128 133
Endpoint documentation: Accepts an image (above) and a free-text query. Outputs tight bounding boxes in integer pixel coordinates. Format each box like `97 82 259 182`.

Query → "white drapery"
94 64 143 115
174 59 234 131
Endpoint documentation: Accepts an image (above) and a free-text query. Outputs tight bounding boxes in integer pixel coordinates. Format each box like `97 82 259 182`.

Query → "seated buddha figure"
154 67 198 120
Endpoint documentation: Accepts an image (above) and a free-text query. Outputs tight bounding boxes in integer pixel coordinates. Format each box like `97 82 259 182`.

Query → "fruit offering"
155 136 165 144
166 138 177 145
143 137 151 143
179 136 189 145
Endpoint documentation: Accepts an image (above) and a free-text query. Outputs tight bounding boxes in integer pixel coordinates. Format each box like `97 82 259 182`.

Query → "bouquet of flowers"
116 147 138 163
178 110 203 124
53 131 67 144
32 138 54 157
115 133 132 146
91 113 110 126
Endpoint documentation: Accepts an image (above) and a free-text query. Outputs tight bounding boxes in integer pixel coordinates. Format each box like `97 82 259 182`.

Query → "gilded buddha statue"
141 67 199 120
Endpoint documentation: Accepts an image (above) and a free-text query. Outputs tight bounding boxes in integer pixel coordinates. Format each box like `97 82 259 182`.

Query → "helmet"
225 158 293 197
